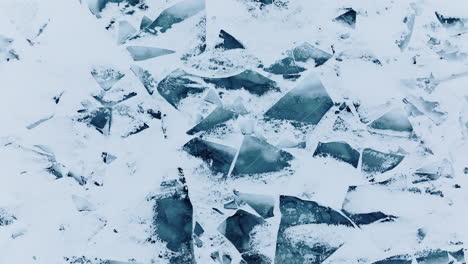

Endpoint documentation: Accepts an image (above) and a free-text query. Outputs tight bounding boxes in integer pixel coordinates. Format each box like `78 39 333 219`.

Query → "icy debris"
26 115 54 130
361 148 404 175
413 159 453 183
123 122 149 137
93 91 137 106
147 109 162 119
265 43 332 77
211 251 234 264
397 9 416 51
235 191 274 219
68 171 87 186
204 89 222 106
145 0 205 34
117 21 136 45
204 70 279 96
101 152 117 164
130 65 157 95
89 107 112 135
215 30 245 50
449 249 466 263
0 35 19 62
313 141 360 168
278 196 353 228
264 73 333 126
157 69 207 108
187 107 237 135
372 255 412 264
404 96 446 125
241 252 271 264
227 97 248 115
91 67 125 91
231 136 294 176
140 16 152 30
0 208 16 226
218 209 264 253
416 250 451 264
182 137 236 174
66 256 142 264
126 46 175 61
368 108 413 135
275 238 342 264
334 9 357 28
86 0 143 17
435 12 467 27
154 179 194 263
72 195 96 212
344 211 396 225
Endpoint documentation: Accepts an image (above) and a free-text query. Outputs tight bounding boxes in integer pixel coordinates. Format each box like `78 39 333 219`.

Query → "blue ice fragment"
369 109 413 134
140 16 152 30
154 180 194 263
362 148 404 174
278 195 353 228
204 70 279 96
372 255 412 264
435 12 466 27
275 238 341 264
344 211 396 225
334 9 357 28
231 136 294 176
313 141 360 168
218 209 264 253
117 20 136 45
264 57 307 76
145 0 205 34
130 65 157 95
157 69 207 108
187 107 237 135
264 73 333 126
194 221 204 236
292 43 333 66
90 107 112 135
91 67 125 91
235 191 274 219
215 30 245 50
126 46 175 61
182 138 236 174
241 252 271 264
416 250 450 264
449 249 466 264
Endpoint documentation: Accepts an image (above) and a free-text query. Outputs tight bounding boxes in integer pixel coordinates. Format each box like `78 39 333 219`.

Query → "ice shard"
194 221 204 236
154 179 194 263
117 20 136 45
313 141 360 168
264 57 307 76
264 73 333 126
215 30 245 50
89 107 112 135
292 43 333 66
235 191 274 219
145 0 205 34
157 69 207 108
91 67 125 91
368 108 413 135
231 136 294 176
187 107 237 135
126 46 175 61
203 70 279 96
344 211 396 225
140 16 152 30
102 152 117 164
416 250 450 264
182 137 236 174
449 249 466 264
204 89 222 106
278 196 353 228
372 255 412 264
130 65 157 95
361 148 404 175
218 209 264 253
334 9 357 28
92 92 137 107
413 159 453 183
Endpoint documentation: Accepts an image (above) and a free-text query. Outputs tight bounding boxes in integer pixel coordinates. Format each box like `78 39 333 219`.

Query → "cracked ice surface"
1 0 468 263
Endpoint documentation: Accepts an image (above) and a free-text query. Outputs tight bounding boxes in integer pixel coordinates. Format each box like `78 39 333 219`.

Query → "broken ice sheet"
343 211 396 226
187 107 237 135
368 108 413 136
204 89 222 106
203 70 279 96
117 20 136 45
264 73 333 126
235 191 274 219
130 65 157 95
91 67 125 91
182 137 236 174
372 255 412 264
218 209 264 253
89 107 112 135
145 0 205 34
334 9 357 28
86 0 142 17
231 136 294 176
313 141 360 168
215 30 245 50
154 179 194 263
413 159 453 183
157 69 207 108
416 250 451 264
404 96 447 125
126 46 175 61
361 148 404 176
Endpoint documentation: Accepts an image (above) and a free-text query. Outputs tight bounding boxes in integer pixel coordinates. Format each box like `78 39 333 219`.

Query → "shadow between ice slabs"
154 179 194 263
264 73 333 126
